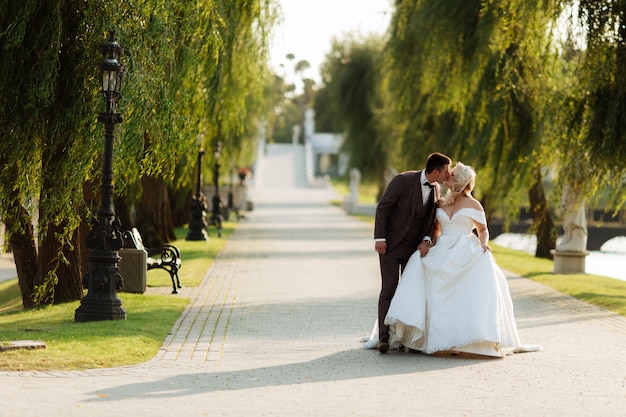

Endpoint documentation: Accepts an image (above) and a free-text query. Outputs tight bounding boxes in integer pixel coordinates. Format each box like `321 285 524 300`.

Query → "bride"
364 162 539 357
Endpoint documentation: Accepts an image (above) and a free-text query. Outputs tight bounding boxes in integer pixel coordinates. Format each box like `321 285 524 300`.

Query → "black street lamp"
75 31 126 322
226 161 236 221
209 141 223 237
186 148 208 240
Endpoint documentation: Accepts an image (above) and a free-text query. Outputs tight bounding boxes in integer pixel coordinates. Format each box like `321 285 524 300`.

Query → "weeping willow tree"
318 34 389 197
112 0 275 246
553 0 626 210
384 0 563 257
198 0 274 163
113 3 202 246
0 0 276 308
506 0 626 253
0 0 122 307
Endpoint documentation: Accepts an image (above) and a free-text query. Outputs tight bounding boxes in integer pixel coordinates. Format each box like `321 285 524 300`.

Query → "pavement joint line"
157 224 245 363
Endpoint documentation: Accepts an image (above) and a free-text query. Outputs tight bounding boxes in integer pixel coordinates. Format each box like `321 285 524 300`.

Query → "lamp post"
75 31 126 322
186 148 208 240
209 141 223 237
226 160 236 221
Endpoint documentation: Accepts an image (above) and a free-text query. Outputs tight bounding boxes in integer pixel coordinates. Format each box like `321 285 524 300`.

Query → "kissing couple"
365 153 540 357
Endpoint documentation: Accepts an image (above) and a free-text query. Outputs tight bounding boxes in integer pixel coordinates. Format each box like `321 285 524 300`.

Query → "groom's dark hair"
425 152 451 173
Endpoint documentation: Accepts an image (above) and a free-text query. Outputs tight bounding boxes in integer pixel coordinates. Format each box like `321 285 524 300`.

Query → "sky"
269 0 392 84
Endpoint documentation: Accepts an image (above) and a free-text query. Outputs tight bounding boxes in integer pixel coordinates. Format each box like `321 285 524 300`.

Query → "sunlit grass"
0 293 187 370
0 278 22 313
329 177 379 204
492 244 626 317
0 222 235 371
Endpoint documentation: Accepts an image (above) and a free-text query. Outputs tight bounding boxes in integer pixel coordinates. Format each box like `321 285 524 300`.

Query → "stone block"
119 248 147 293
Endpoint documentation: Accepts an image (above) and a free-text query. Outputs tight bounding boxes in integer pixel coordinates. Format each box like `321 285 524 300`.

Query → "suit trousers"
377 251 412 342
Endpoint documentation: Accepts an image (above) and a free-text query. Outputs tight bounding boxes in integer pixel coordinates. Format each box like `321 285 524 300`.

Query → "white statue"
292 124 301 145
304 108 315 139
349 168 361 206
556 183 588 252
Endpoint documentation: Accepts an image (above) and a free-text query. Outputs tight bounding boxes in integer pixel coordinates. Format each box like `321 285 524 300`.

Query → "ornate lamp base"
74 299 126 322
75 246 127 322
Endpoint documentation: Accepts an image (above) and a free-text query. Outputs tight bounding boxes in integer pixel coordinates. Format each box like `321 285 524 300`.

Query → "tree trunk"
528 168 555 259
35 156 85 304
36 158 84 305
30 0 87 305
114 195 133 232
38 222 83 304
137 131 176 246
3 167 40 309
4 206 39 309
79 179 100 273
169 187 192 228
135 175 176 247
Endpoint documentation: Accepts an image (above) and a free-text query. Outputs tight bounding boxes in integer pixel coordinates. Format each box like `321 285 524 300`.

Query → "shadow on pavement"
86 349 488 401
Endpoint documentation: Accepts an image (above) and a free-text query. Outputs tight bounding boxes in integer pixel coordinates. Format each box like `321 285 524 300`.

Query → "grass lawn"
491 244 626 317
329 178 379 204
0 222 234 371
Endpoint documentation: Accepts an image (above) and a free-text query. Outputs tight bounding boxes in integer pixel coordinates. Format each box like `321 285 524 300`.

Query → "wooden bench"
121 228 182 294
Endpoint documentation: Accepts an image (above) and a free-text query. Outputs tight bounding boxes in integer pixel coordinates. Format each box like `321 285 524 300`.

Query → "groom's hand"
375 241 387 255
417 241 430 257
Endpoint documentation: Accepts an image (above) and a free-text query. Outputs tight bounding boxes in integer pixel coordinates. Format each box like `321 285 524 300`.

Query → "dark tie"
424 182 434 205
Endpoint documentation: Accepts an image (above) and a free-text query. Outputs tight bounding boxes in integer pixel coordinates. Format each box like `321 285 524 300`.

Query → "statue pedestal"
550 249 589 274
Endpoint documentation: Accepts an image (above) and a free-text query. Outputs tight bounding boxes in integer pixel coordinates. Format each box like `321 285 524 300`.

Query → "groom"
373 152 451 353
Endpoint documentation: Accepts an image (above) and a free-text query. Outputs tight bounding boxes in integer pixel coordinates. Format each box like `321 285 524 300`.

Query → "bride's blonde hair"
441 162 476 205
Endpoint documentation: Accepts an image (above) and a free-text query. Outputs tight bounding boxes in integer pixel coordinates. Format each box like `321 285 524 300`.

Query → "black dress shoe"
378 341 389 354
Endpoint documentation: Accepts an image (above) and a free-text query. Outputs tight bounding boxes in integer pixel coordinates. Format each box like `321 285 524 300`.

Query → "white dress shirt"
421 171 433 205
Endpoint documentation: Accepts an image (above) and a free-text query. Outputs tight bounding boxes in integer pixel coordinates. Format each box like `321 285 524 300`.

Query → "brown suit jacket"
374 170 440 255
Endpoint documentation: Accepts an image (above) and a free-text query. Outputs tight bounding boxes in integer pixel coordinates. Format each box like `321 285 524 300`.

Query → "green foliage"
113 0 275 194
1 0 276 228
379 0 626 216
384 0 560 216
549 0 626 210
318 34 387 183
313 84 342 133
0 0 104 237
0 0 276 305
268 53 317 145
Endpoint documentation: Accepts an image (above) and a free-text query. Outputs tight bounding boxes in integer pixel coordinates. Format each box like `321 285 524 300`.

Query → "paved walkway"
2 143 626 416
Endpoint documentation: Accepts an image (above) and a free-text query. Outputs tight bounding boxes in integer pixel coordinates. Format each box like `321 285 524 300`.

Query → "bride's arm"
474 221 490 252
431 220 441 244
468 197 490 252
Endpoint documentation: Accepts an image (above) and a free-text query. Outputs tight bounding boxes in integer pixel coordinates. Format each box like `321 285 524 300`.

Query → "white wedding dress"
364 207 538 357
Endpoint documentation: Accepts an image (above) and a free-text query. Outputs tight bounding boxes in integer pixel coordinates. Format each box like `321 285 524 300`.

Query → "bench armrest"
146 245 181 266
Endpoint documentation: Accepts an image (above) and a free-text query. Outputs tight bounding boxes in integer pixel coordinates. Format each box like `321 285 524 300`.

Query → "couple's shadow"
87 348 492 402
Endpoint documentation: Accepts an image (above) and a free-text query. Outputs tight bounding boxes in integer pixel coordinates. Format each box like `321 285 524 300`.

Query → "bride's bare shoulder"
466 196 484 211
